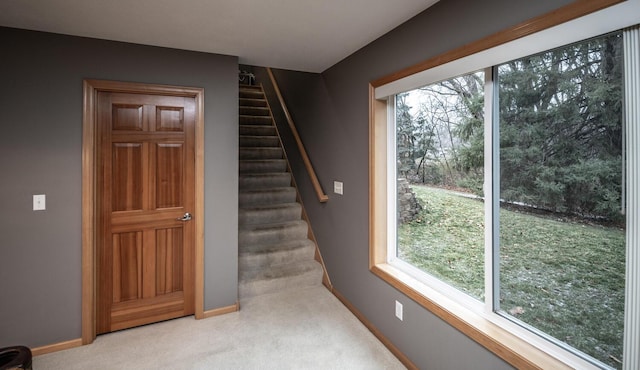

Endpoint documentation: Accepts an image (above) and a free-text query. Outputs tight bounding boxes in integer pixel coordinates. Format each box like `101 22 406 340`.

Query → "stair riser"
239 222 308 247
239 204 302 226
240 107 270 116
239 148 283 160
240 136 280 147
239 244 315 270
239 189 297 207
240 125 277 136
238 263 323 299
239 174 291 190
240 115 272 125
239 90 264 100
239 159 287 174
239 98 267 107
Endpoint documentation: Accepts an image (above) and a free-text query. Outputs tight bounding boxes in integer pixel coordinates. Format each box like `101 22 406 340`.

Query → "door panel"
112 231 142 303
155 143 183 209
155 227 183 294
112 143 143 211
97 91 195 334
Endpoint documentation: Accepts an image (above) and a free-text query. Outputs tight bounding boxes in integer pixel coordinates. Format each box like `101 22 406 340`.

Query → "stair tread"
239 202 300 211
238 105 270 112
239 136 280 145
239 98 267 105
240 107 270 115
238 187 296 207
239 145 279 151
239 238 314 255
240 124 274 129
239 172 291 190
240 158 286 163
239 159 287 166
240 135 279 139
239 186 294 194
239 162 288 175
239 219 307 232
239 143 282 147
238 239 316 273
240 114 271 118
239 147 283 160
239 115 272 125
239 172 290 178
238 202 302 226
239 259 322 282
239 127 277 136
239 146 281 149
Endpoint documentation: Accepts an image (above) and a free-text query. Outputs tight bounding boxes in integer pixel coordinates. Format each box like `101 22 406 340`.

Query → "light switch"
395 300 403 321
333 181 343 195
33 194 46 211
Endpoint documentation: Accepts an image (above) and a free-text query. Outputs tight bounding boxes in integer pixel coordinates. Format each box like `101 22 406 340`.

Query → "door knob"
177 212 192 221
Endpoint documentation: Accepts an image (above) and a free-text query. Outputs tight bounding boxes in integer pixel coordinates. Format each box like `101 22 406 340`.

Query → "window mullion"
483 66 500 314
623 24 640 370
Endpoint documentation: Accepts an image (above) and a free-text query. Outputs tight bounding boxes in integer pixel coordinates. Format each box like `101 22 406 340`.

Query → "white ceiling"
0 0 439 72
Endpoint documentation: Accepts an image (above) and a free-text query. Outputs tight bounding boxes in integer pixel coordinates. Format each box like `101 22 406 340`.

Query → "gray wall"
0 27 238 348
262 0 575 368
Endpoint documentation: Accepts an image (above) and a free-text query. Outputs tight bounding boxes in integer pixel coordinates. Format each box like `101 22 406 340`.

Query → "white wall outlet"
333 181 343 195
395 300 403 321
33 194 46 211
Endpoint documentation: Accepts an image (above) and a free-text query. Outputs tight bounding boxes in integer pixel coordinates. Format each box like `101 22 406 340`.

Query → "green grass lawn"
398 185 625 369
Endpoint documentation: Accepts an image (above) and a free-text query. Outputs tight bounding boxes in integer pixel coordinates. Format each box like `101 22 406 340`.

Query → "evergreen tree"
498 33 623 220
399 32 623 220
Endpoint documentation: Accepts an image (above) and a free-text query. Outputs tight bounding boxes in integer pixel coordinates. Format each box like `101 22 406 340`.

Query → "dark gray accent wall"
260 0 575 368
0 27 238 348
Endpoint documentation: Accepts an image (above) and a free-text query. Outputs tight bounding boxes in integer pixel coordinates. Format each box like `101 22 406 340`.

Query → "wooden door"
96 91 195 334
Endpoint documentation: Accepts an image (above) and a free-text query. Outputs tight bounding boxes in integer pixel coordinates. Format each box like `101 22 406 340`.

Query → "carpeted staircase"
238 84 324 299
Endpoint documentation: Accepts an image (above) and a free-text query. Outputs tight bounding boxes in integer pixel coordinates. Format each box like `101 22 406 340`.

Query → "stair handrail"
266 67 329 203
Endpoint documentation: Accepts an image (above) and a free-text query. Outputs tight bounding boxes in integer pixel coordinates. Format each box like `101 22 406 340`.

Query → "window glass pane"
395 71 485 300
497 32 625 368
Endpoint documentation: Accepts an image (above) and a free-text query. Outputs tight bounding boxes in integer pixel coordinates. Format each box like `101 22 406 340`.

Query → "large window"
370 3 640 369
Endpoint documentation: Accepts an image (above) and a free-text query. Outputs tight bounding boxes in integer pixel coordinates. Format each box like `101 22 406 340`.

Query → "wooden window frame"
368 1 630 369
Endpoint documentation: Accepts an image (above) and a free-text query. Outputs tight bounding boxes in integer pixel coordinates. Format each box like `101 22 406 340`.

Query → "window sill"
370 263 600 370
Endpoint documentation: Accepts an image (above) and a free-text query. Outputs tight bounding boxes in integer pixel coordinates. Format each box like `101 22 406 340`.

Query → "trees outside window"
394 32 625 368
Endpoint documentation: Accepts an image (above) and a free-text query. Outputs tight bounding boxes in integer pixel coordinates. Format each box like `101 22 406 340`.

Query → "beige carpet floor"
34 285 406 369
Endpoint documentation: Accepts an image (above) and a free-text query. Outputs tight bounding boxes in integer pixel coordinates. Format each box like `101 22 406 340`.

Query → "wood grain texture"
371 0 624 88
31 338 83 356
193 89 205 319
369 84 388 270
82 81 96 344
98 91 194 333
156 106 184 132
156 143 183 209
202 302 240 319
112 143 143 211
156 227 184 294
83 79 204 341
112 104 143 131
